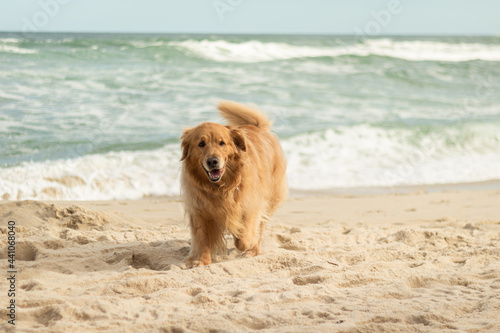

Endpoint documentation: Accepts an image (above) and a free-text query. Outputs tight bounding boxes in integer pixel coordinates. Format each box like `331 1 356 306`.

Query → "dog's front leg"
184 214 211 268
234 212 264 258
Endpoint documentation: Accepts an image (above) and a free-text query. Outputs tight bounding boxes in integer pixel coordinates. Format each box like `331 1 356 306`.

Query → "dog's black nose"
206 157 219 169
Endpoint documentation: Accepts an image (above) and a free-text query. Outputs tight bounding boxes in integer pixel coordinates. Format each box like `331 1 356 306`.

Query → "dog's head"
180 123 246 185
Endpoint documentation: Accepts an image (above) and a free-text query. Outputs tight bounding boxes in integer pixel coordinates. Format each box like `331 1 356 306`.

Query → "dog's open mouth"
204 167 223 182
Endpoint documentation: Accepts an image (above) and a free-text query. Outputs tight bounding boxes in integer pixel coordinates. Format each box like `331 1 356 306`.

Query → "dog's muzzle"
203 157 223 182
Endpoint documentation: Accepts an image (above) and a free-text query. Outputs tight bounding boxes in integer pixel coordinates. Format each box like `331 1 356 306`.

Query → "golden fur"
180 101 288 267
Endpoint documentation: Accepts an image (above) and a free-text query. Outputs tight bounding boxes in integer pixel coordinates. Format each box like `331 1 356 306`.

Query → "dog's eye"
198 141 205 148
219 141 225 146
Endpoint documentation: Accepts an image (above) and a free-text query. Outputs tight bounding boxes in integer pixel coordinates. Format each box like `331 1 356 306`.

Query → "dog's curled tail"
218 100 272 132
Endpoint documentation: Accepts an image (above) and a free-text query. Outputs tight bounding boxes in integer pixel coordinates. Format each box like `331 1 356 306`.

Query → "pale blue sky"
0 0 499 35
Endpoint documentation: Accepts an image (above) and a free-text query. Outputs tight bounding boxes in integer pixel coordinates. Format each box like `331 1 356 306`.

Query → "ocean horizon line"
1 31 499 38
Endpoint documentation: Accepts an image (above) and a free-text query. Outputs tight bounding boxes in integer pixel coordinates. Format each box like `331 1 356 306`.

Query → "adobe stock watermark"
353 0 411 39
62 93 136 159
455 74 496 120
21 0 73 35
383 74 498 186
213 0 244 21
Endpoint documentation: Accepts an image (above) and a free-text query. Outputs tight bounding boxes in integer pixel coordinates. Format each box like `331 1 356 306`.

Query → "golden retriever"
180 101 288 267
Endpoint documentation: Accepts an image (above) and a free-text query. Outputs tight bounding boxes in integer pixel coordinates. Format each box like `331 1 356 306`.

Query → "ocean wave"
0 44 38 54
0 38 21 43
283 123 500 190
170 38 500 63
3 36 498 61
129 40 168 48
0 145 181 201
169 40 341 63
0 91 25 101
364 38 500 62
2 123 500 200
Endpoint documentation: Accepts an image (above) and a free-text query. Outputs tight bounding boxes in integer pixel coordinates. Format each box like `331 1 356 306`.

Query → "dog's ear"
230 129 246 152
180 128 192 161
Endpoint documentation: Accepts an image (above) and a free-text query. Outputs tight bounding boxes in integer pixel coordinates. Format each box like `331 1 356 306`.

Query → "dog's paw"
183 255 211 269
241 248 259 258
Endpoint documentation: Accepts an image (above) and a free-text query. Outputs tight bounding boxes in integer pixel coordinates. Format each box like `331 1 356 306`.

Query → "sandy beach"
1 189 499 332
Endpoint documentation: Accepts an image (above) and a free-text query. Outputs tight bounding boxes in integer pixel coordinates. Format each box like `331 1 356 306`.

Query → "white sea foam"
170 39 500 63
0 145 181 201
0 38 21 43
129 40 167 48
170 40 339 63
283 124 500 190
0 44 38 54
2 124 500 200
0 91 25 101
364 38 500 62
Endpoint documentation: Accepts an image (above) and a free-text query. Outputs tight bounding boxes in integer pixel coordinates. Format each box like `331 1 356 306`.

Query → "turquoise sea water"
1 33 499 200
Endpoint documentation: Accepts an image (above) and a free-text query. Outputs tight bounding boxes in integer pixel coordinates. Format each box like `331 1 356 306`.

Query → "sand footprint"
292 275 326 286
272 230 307 251
15 241 39 261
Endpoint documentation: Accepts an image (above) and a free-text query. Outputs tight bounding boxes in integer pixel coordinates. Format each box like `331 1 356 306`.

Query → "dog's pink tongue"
210 169 221 178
